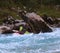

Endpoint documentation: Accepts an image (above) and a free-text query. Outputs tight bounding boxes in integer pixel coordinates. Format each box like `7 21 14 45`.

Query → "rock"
12 20 27 30
48 17 60 27
41 14 54 25
41 15 60 28
26 13 52 33
19 11 52 33
0 26 14 34
2 30 14 34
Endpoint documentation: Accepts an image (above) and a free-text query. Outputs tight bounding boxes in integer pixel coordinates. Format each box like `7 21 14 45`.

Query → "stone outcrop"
1 20 30 34
0 11 53 34
19 11 52 33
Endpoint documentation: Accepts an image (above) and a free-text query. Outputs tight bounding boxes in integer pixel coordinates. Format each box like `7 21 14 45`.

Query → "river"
0 28 60 53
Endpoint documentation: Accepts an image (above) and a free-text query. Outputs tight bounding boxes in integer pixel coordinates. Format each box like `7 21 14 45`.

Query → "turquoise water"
0 28 60 53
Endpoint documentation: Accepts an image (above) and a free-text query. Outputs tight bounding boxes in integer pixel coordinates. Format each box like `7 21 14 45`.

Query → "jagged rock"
53 18 60 27
1 11 53 34
19 11 52 33
41 14 60 28
41 14 54 25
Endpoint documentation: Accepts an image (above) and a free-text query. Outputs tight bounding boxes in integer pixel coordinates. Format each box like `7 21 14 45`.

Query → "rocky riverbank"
0 11 60 34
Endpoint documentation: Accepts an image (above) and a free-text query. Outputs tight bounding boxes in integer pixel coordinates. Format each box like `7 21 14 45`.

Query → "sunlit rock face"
19 11 52 33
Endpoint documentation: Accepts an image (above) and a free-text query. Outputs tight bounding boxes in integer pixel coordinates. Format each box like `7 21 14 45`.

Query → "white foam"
0 28 60 53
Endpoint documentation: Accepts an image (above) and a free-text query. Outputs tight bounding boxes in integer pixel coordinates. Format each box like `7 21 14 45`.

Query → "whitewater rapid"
0 28 60 53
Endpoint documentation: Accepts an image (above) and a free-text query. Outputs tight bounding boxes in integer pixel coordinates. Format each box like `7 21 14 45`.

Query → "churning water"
0 28 60 53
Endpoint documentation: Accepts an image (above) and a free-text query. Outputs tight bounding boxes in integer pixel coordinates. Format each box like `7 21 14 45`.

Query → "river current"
0 28 60 53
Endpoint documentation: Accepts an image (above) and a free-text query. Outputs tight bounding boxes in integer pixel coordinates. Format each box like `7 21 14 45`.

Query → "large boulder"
19 12 52 33
26 12 52 33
